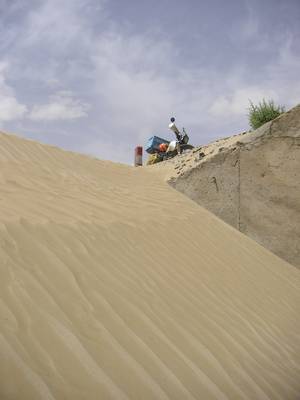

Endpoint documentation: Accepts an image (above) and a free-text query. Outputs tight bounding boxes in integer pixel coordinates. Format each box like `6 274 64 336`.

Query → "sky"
0 0 299 165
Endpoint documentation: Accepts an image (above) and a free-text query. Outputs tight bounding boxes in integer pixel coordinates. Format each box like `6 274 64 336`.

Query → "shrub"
248 99 285 130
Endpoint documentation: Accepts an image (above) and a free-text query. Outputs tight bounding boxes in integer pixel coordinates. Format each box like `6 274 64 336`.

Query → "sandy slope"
0 131 300 400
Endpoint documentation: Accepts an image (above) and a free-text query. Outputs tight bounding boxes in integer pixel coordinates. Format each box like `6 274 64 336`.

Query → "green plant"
248 99 285 130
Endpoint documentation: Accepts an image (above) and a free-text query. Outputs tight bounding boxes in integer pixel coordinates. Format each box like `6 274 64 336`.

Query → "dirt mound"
147 105 300 268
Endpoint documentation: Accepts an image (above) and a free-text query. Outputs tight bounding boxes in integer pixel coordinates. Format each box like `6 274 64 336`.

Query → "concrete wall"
240 135 300 267
169 106 300 268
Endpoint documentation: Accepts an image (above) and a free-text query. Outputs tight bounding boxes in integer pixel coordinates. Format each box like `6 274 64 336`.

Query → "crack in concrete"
211 176 219 192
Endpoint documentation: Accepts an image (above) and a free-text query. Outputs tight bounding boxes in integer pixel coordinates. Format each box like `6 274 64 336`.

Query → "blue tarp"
145 136 170 154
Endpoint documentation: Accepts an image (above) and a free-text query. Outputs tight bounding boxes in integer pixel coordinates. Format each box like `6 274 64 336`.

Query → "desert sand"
148 105 300 268
0 130 300 400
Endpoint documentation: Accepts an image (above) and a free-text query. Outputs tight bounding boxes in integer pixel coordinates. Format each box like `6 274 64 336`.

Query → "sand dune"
0 131 300 399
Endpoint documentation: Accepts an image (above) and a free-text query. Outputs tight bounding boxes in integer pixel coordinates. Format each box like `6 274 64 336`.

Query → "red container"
134 146 143 166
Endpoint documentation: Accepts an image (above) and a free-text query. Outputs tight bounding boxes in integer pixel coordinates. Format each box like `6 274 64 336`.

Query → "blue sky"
0 0 299 164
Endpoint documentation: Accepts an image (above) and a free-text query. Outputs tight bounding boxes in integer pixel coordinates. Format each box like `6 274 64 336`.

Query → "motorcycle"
164 117 194 159
146 117 194 164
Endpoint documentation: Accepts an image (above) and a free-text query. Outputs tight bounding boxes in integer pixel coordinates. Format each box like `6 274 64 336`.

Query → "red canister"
134 146 143 166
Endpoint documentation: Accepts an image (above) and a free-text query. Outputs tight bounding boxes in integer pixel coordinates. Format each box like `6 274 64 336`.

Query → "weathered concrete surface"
147 105 300 268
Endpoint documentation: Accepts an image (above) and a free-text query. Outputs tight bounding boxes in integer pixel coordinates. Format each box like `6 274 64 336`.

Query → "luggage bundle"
145 136 170 154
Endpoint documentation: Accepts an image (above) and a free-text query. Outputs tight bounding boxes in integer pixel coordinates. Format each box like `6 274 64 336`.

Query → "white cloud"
29 91 89 121
91 35 170 135
82 139 134 165
261 32 300 109
240 1 259 40
23 0 92 48
90 31 213 147
0 62 27 123
209 87 279 118
0 96 27 122
0 0 299 164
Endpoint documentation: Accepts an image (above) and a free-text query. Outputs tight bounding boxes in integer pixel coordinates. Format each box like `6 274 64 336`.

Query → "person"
169 117 184 144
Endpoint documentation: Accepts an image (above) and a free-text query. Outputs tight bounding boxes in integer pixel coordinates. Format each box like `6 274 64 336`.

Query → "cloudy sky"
0 0 299 164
